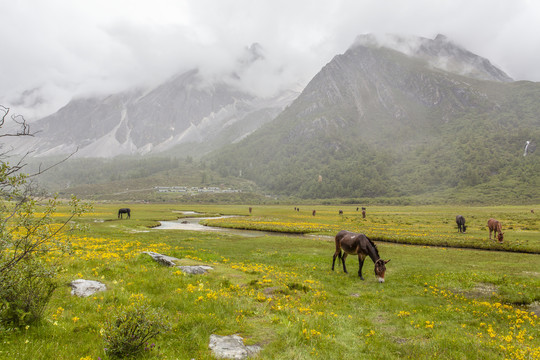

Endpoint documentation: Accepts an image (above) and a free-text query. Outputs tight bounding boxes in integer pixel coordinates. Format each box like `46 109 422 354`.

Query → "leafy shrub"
102 294 171 358
1 106 90 327
0 258 57 326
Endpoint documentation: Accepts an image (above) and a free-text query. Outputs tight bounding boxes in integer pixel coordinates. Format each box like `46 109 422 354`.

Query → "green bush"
1 106 90 327
0 258 57 327
102 295 171 358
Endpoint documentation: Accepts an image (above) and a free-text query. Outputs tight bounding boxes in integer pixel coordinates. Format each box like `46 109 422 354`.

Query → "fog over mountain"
353 34 513 82
8 32 538 204
2 1 540 121
12 44 300 158
3 34 519 159
209 33 539 201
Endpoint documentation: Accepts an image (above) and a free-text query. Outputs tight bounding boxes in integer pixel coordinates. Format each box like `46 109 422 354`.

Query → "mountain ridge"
17 58 299 158
207 35 539 201
10 34 540 203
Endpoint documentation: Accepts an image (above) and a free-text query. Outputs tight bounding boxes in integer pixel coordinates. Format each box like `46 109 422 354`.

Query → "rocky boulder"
209 334 261 359
142 251 181 267
70 279 107 297
179 265 213 275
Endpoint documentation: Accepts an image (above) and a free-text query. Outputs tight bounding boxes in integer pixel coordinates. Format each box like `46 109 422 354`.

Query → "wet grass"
1 203 539 359
199 204 540 253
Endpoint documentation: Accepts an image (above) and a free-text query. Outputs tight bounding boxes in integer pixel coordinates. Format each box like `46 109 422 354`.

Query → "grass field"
1 203 539 359
198 204 540 253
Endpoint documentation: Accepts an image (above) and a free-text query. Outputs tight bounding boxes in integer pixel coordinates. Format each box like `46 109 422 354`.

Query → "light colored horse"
487 218 503 243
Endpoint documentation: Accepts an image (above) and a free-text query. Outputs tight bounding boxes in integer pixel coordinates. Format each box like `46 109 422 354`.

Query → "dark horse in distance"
118 208 131 219
456 215 467 233
487 218 503 243
332 230 390 283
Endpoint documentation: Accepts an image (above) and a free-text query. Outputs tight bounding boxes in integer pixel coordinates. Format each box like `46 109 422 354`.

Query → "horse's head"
374 259 390 283
497 232 504 243
463 225 467 232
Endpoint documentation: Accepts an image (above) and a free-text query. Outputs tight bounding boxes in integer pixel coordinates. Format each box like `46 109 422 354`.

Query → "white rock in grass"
142 251 181 267
178 265 213 274
70 279 106 297
209 334 261 359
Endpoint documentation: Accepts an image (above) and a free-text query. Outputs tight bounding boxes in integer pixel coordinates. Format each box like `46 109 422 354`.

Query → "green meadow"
1 203 539 359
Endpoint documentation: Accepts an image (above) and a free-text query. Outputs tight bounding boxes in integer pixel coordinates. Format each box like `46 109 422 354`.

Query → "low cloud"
1 0 539 119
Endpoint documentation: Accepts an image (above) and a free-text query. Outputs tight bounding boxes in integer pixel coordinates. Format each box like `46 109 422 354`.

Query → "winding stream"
154 211 331 240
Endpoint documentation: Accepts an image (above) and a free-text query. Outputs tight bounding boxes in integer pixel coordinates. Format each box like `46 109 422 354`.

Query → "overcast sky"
2 0 540 119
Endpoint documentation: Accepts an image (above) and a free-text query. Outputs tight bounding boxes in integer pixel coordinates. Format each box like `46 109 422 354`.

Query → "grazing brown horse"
312 210 316 216
332 230 390 282
456 215 467 233
487 218 503 243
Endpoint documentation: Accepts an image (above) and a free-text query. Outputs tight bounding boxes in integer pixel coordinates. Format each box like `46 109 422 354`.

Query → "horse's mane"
365 235 379 258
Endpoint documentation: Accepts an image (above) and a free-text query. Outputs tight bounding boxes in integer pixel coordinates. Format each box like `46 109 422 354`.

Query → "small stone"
178 265 213 275
209 334 260 359
142 251 181 267
70 279 106 297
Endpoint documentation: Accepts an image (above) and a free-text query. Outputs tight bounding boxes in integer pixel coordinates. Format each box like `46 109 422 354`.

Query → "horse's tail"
334 231 346 253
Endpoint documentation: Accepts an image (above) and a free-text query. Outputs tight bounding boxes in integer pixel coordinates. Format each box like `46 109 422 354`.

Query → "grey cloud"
1 0 539 119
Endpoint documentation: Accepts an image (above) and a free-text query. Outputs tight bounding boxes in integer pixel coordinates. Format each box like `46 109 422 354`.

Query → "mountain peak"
433 33 448 42
351 33 512 82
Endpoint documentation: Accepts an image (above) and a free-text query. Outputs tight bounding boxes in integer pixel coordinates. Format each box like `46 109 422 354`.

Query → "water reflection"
154 212 331 240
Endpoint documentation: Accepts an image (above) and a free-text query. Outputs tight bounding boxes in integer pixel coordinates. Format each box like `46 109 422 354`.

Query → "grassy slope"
1 203 538 359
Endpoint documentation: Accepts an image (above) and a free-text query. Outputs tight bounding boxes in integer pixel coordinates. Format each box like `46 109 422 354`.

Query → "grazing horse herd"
116 206 513 283
455 215 504 243
331 211 510 283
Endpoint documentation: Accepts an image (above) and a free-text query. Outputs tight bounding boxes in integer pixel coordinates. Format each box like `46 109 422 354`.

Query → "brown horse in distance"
332 230 390 282
487 218 504 243
456 215 466 233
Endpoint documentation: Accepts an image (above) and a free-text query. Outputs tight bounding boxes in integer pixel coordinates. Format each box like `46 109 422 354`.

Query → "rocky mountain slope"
209 34 540 201
21 57 298 158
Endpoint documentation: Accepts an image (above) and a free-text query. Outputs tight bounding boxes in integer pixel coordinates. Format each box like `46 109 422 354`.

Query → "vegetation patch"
1 203 538 359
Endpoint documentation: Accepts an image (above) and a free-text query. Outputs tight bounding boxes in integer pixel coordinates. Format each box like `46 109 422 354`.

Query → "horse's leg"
341 253 348 273
489 227 492 240
332 250 341 271
332 240 341 271
357 254 366 280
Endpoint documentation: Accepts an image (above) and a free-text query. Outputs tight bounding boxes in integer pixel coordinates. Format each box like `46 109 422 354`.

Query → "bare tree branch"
28 147 79 179
0 106 34 138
